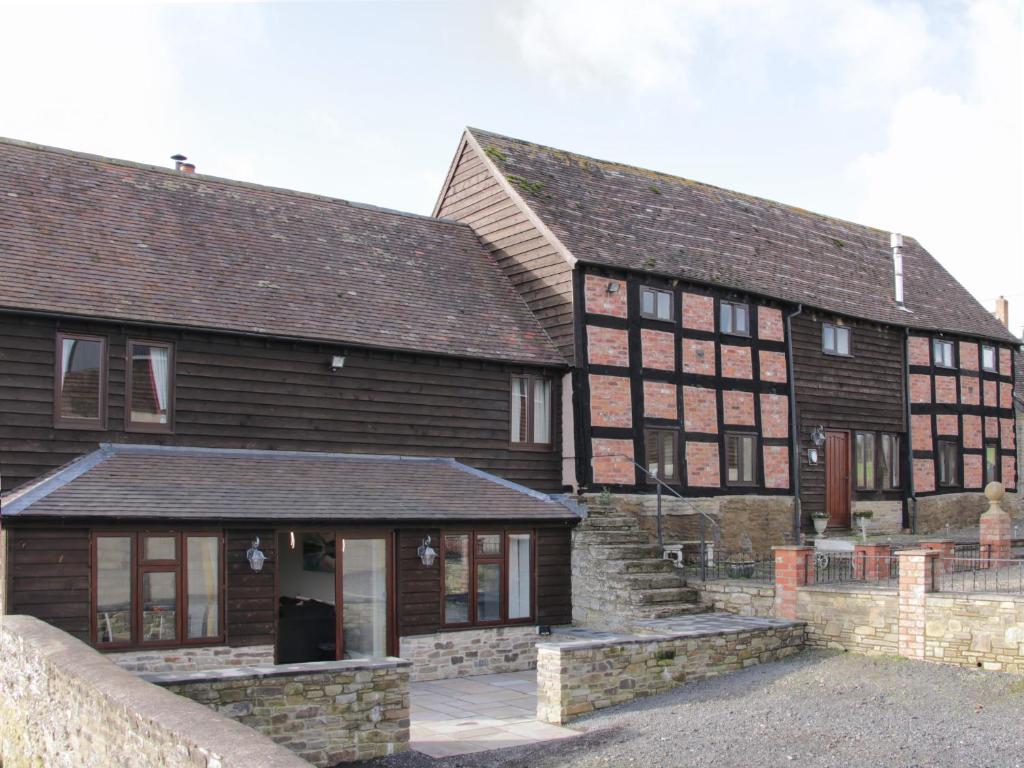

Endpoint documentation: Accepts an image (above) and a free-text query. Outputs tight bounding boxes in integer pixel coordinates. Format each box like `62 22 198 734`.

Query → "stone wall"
399 625 542 682
587 493 796 554
914 491 1019 534
0 614 307 768
924 593 1024 673
109 643 275 673
796 585 900 655
149 658 410 766
850 500 903 534
536 622 805 724
695 580 776 617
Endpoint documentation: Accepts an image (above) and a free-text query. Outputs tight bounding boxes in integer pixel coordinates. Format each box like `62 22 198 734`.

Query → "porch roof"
0 444 581 522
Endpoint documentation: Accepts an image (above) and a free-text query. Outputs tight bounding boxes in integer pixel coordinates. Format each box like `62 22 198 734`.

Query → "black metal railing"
950 543 993 572
804 551 900 589
938 557 1024 594
679 550 775 584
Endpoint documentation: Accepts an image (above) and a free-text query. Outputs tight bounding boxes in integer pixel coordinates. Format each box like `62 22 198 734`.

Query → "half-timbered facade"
434 127 1019 543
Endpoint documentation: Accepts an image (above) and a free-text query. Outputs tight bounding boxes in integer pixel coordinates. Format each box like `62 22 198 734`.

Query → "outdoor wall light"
417 535 437 567
246 536 267 572
289 530 296 550
807 447 819 466
606 282 620 294
330 354 346 371
810 425 826 447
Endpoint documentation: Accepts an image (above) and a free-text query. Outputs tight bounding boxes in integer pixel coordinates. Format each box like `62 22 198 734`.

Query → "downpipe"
785 304 804 544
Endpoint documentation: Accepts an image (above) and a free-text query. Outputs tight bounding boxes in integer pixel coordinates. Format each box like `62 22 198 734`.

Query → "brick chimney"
171 154 195 174
994 295 1009 326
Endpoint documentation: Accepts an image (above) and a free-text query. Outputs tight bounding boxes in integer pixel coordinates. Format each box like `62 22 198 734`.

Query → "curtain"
149 347 169 414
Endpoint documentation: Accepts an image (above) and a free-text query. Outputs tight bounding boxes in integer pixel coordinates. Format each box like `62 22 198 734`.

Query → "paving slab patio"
410 670 577 758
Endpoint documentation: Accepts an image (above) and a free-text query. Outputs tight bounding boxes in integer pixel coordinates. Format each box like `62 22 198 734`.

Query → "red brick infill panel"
722 390 755 426
1001 418 1016 449
935 413 958 436
934 376 957 404
682 338 716 375
758 350 787 383
759 394 789 439
721 345 753 379
985 415 998 439
909 374 931 403
757 307 785 342
962 414 982 449
999 382 1012 409
686 441 720 487
683 386 718 433
1001 458 1016 490
983 380 997 408
963 454 983 489
591 438 636 485
682 293 714 331
960 375 979 405
911 414 932 452
641 329 675 370
908 336 930 366
762 445 790 489
914 458 935 493
643 380 677 420
999 348 1012 376
958 341 978 371
853 543 892 581
586 325 629 367
897 549 938 660
773 546 813 620
589 375 632 428
584 275 627 317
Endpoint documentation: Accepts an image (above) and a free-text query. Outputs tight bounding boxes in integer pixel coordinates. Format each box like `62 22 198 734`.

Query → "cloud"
849 0 1023 335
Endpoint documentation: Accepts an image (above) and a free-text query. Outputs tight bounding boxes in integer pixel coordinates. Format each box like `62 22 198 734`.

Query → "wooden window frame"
125 339 175 434
932 339 955 369
822 323 852 357
91 530 225 651
854 431 877 490
440 530 535 629
984 441 1001 485
724 432 757 487
981 345 997 373
640 286 673 321
719 301 750 337
54 332 108 430
644 428 679 484
880 433 901 490
509 374 553 451
937 440 959 487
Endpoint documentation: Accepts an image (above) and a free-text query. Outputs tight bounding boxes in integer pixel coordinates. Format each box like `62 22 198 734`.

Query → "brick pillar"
897 548 938 660
979 481 1011 564
773 545 813 620
853 543 892 581
919 539 955 573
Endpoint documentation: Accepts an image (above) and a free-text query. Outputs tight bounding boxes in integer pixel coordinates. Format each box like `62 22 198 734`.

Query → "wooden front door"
825 431 851 528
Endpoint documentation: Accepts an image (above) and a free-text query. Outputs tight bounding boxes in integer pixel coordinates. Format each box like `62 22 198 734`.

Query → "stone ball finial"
984 481 1005 503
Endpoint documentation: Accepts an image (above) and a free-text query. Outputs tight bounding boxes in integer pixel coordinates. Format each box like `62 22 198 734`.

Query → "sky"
2 0 1021 335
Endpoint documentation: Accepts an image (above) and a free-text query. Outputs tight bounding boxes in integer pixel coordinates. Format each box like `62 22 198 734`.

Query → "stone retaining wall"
914 491 1019 534
535 623 805 724
148 658 410 766
399 625 542 682
796 585 900 655
695 580 776 617
0 614 307 768
109 643 275 673
924 593 1024 673
850 500 903 534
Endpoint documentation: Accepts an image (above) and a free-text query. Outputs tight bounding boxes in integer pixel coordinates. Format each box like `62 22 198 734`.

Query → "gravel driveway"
363 651 1024 768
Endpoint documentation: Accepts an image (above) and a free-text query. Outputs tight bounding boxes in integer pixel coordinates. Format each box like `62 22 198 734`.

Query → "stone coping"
539 614 803 651
142 655 410 685
799 584 898 595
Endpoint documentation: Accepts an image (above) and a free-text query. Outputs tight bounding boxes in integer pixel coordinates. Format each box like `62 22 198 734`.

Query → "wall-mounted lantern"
330 354 346 371
417 535 437 567
246 536 267 572
808 425 826 466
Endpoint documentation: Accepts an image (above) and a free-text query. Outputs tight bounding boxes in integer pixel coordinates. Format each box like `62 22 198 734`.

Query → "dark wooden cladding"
0 314 563 493
396 527 442 637
7 527 91 641
436 139 575 363
226 528 276 648
791 312 906 519
535 527 572 625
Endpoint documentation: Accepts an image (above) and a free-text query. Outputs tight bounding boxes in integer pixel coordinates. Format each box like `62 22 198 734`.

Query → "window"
720 302 750 336
92 532 222 648
932 339 954 368
725 433 756 485
984 442 1000 485
644 429 679 484
823 323 852 356
127 340 174 431
937 441 959 486
640 287 673 321
442 531 532 627
510 375 552 447
854 432 876 489
55 333 106 428
982 345 997 372
880 434 901 490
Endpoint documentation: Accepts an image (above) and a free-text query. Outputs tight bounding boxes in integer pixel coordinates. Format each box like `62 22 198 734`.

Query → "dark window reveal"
640 287 673 321
644 429 678 483
981 345 997 372
823 323 852 356
720 302 750 336
510 375 552 447
127 340 174 432
725 433 756 485
932 339 954 368
937 441 959 486
855 432 876 489
442 531 533 627
984 442 1000 485
55 333 107 428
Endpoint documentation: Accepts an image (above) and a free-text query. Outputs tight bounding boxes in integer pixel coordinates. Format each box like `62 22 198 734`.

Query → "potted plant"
852 509 874 541
725 552 756 579
812 511 829 536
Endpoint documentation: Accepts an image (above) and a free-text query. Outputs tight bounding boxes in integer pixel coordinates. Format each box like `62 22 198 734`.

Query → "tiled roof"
467 128 1018 344
0 138 563 367
1 444 581 521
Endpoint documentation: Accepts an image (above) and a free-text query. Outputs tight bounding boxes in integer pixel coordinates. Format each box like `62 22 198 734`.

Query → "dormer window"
720 301 750 336
640 287 673 321
932 339 954 368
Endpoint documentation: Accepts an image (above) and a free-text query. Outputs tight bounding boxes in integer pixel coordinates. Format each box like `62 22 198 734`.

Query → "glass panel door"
340 537 389 659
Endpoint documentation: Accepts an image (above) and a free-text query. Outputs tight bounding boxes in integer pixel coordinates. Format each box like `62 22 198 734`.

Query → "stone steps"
603 558 680 575
587 543 664 561
574 529 650 545
582 515 639 529
628 586 700 605
619 571 690 590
